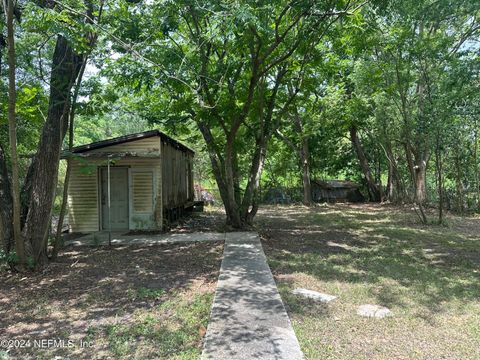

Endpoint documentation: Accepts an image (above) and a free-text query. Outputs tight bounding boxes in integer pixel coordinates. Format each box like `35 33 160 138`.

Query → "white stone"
292 288 337 303
357 304 392 318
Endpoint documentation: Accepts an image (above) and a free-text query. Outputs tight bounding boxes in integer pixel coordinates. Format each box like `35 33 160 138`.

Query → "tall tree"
349 124 382 201
3 0 25 265
0 0 102 268
105 0 368 227
21 0 101 265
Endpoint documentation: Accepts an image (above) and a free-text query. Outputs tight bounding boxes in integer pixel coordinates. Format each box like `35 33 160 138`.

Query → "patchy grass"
0 241 223 359
257 204 480 360
89 293 213 359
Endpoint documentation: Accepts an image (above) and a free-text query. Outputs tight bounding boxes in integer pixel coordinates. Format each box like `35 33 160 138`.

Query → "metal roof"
312 179 360 189
69 130 195 155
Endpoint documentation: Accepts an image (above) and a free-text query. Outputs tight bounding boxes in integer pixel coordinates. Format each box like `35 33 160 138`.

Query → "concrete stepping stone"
357 304 392 318
292 288 337 303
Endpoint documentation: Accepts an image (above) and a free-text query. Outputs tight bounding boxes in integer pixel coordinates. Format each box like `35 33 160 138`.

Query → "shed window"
132 172 154 213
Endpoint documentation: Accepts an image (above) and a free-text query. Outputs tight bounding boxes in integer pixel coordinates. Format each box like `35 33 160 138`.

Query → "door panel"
101 168 129 230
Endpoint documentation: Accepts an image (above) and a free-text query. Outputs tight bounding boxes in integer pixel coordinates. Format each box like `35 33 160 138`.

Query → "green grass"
127 287 166 301
258 204 480 359
90 292 213 360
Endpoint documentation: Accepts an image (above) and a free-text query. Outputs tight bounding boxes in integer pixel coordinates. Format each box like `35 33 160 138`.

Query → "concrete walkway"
202 232 303 360
64 231 225 247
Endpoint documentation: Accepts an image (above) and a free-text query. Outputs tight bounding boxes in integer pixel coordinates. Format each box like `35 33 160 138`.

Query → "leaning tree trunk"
52 56 89 260
241 134 269 224
196 121 240 227
350 126 382 202
21 35 82 267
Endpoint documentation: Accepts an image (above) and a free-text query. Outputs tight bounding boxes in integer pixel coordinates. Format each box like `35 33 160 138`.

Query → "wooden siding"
161 140 194 210
68 134 195 232
132 172 154 213
67 155 163 232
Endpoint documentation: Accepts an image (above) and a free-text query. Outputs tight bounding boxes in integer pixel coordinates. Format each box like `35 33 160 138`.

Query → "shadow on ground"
0 241 223 359
257 204 480 312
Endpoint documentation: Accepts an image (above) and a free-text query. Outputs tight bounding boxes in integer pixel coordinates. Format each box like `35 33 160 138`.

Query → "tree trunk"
196 121 237 226
21 35 82 267
384 142 402 202
5 0 26 266
435 138 443 224
414 162 427 204
454 155 464 213
413 158 428 223
404 142 416 201
241 134 268 222
474 122 479 211
292 110 313 206
350 126 382 202
199 117 271 229
52 56 88 260
275 110 313 206
300 140 312 206
196 65 284 228
0 145 13 253
223 139 242 228
386 162 394 201
0 25 11 254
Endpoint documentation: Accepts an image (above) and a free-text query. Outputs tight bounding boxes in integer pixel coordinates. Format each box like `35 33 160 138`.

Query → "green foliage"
0 249 18 268
127 287 166 301
67 0 477 214
2 0 477 234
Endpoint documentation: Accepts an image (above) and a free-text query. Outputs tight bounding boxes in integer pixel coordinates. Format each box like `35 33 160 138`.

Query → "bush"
0 249 19 269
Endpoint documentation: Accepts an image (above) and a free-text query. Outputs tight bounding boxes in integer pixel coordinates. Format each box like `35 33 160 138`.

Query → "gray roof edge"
68 130 195 155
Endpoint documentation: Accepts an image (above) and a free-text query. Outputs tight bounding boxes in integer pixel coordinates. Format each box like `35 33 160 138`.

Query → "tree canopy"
0 0 478 269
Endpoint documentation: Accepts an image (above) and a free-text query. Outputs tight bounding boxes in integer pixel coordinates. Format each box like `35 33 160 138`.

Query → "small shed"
63 130 194 232
311 180 364 203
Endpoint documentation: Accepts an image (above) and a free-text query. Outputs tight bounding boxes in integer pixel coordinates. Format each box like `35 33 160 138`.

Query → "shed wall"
67 134 194 232
67 154 163 232
68 161 99 232
161 140 194 211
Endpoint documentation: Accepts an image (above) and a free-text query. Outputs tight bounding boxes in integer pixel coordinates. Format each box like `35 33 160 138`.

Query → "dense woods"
0 0 479 270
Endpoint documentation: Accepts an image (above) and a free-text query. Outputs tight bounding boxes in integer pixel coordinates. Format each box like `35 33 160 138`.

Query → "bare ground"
0 241 223 359
171 207 227 233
